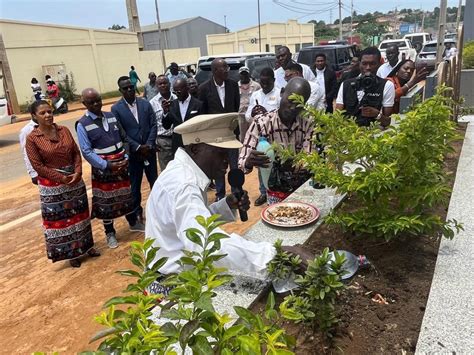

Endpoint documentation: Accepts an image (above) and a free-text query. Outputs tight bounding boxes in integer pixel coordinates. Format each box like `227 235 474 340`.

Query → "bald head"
211 58 229 82
278 77 311 125
173 78 189 101
81 88 102 116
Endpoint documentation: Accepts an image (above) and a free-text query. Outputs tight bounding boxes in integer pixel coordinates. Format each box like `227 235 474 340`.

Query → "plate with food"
261 202 320 228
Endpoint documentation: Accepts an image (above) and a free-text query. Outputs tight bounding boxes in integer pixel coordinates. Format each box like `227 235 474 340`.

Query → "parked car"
378 39 417 62
403 32 432 52
296 44 357 78
415 39 457 71
194 55 275 85
0 76 12 127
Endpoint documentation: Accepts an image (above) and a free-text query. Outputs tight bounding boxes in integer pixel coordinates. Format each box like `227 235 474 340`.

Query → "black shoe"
254 194 267 206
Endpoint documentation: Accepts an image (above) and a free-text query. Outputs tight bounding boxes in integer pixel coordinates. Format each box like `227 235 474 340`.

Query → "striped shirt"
25 124 82 183
238 110 314 173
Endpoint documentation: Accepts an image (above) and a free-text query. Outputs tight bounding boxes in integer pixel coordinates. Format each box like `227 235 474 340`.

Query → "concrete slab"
416 123 474 353
458 114 474 123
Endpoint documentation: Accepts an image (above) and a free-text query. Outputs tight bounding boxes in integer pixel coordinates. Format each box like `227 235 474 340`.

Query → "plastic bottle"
256 136 275 189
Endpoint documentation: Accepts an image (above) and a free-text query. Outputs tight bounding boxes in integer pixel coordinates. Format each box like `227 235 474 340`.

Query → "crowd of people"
19 47 428 290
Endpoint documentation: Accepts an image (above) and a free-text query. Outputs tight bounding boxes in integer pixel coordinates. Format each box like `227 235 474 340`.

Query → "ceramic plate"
261 201 320 228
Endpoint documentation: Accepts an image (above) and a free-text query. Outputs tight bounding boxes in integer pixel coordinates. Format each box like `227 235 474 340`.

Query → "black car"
195 56 275 85
296 45 357 77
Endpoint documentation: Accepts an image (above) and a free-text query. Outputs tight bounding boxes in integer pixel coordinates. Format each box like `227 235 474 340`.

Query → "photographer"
335 47 395 127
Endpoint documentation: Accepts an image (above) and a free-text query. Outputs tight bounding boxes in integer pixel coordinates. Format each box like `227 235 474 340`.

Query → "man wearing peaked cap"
145 113 312 294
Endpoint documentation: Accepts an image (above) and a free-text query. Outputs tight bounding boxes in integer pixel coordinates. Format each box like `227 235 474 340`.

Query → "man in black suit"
198 58 240 201
314 53 338 113
111 76 158 228
162 78 203 154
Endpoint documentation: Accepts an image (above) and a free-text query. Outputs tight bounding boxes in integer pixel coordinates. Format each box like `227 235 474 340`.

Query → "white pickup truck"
378 39 417 62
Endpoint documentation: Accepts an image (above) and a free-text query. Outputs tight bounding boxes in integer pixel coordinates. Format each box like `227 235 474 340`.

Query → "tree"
309 20 339 40
356 21 387 46
108 24 126 31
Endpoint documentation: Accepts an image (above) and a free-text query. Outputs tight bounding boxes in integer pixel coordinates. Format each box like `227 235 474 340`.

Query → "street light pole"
258 0 262 51
154 0 167 72
338 0 343 40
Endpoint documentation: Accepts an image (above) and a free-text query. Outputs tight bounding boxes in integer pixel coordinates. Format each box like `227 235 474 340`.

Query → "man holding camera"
335 47 395 127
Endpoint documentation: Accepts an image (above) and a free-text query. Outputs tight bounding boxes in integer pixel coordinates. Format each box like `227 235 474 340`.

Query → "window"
265 44 270 52
295 43 301 52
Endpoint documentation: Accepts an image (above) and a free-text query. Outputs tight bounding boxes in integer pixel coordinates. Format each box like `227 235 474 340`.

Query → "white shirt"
307 81 326 110
145 148 276 276
19 120 38 178
214 78 226 107
274 62 316 88
336 77 395 108
178 94 191 121
377 62 396 79
445 47 458 60
315 68 326 97
125 99 139 123
245 86 281 122
150 92 177 136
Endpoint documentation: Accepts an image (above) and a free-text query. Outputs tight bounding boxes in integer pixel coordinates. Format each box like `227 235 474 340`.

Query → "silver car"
415 39 456 71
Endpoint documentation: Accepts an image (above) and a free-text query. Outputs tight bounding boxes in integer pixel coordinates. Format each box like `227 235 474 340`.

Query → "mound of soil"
252 124 466 354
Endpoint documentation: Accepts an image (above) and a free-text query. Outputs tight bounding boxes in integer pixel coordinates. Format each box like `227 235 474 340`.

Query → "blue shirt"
76 111 109 171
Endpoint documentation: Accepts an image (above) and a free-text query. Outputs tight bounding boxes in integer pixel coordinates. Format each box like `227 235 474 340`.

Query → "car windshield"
421 43 437 52
380 41 406 49
194 62 243 85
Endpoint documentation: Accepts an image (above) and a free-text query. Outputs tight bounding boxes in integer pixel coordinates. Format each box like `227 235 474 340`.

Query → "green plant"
463 41 474 69
88 215 294 354
288 87 463 240
58 72 78 102
267 239 302 282
278 248 346 335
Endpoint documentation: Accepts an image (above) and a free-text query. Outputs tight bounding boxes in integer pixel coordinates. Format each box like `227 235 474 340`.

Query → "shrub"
463 41 474 69
289 87 462 240
58 72 78 102
88 215 295 354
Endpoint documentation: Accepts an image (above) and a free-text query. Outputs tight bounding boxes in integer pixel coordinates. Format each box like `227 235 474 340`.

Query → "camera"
356 74 377 91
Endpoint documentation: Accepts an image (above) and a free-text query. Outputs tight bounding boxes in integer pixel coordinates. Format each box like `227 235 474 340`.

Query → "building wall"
0 20 200 106
207 20 314 55
143 17 226 55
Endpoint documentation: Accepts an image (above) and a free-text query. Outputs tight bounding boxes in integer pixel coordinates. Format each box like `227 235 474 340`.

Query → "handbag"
267 158 311 193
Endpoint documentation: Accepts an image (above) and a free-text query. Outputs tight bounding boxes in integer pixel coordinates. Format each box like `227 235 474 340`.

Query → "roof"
141 16 224 32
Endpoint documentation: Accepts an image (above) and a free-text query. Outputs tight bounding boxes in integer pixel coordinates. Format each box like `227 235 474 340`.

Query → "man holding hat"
145 112 311 291
166 62 188 89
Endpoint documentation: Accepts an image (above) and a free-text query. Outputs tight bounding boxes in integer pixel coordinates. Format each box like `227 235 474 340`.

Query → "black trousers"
128 152 158 218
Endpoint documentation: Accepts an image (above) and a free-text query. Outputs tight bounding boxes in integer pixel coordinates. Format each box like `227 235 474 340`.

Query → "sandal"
69 259 81 268
87 248 101 257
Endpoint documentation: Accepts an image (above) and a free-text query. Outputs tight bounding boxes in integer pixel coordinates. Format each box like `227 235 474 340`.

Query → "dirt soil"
251 124 467 354
0 167 264 354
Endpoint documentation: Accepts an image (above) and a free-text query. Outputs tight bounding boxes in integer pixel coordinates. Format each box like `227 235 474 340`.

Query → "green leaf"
185 229 203 247
189 335 213 355
194 292 215 313
89 327 118 343
222 324 245 341
179 320 200 350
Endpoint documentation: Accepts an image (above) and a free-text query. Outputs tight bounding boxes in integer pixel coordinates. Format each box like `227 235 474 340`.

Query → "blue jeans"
128 152 158 218
258 169 267 195
215 149 239 199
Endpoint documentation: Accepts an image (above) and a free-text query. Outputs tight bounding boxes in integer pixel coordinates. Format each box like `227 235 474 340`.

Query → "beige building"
206 19 314 55
0 19 201 109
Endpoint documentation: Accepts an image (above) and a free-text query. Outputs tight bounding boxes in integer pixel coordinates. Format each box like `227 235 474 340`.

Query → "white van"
0 75 12 127
403 32 432 52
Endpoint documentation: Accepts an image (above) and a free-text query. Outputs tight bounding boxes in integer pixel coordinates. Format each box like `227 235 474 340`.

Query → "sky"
0 0 463 32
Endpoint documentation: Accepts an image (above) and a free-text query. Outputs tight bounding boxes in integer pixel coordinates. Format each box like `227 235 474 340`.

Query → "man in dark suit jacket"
314 53 338 113
111 76 158 227
162 78 203 153
198 58 240 201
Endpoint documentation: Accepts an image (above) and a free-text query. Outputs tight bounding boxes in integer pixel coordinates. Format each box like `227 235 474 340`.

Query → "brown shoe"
254 194 267 206
69 259 81 268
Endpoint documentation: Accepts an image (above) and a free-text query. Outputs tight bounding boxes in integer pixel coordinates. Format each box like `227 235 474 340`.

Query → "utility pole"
329 8 333 25
421 11 425 31
258 0 262 51
455 0 463 35
154 0 167 71
0 34 19 114
224 15 227 32
338 0 343 40
350 0 353 39
436 0 448 64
